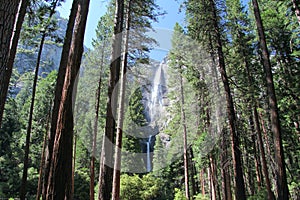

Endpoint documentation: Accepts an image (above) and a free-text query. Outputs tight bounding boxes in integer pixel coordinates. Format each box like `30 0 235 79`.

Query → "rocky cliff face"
14 13 67 76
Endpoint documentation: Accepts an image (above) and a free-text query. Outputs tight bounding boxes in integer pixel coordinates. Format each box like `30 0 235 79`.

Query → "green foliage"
247 188 268 200
21 0 62 45
2 0 300 198
128 87 148 126
73 170 90 200
194 193 209 200
174 188 187 200
288 181 300 199
120 174 161 200
0 71 57 198
0 99 22 198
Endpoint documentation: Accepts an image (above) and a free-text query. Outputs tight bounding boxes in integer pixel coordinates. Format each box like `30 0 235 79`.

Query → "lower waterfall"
146 135 152 172
142 59 167 172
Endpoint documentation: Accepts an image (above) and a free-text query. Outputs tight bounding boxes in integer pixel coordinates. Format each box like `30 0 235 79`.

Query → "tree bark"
72 132 77 197
98 1 124 200
189 148 199 197
209 154 218 200
249 113 262 191
20 2 59 198
20 33 46 200
244 38 273 197
220 131 232 200
208 0 246 199
90 42 105 200
254 105 275 200
179 67 190 200
252 0 289 199
45 0 90 199
36 106 52 200
42 0 78 198
200 169 206 196
111 1 131 199
0 0 28 127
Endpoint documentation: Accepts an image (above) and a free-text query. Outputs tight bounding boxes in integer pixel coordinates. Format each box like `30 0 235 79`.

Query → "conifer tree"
0 0 28 127
98 0 124 199
45 0 90 198
251 0 289 199
185 0 247 199
19 1 60 199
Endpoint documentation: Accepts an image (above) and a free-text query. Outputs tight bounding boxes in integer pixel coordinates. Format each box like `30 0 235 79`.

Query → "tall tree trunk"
249 114 262 192
189 148 199 197
19 33 46 200
244 136 255 196
179 67 190 200
45 0 90 199
252 1 289 199
36 106 52 200
0 0 28 127
90 42 106 200
254 105 275 199
42 1 78 198
98 1 124 200
200 168 206 196
220 130 232 200
244 43 274 198
209 154 218 200
20 3 59 198
72 132 77 197
111 1 131 199
208 0 246 199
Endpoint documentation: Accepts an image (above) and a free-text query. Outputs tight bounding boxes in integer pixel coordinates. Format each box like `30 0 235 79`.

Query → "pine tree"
19 1 60 198
45 0 90 198
112 0 131 199
251 0 289 199
0 0 28 127
98 0 124 199
225 0 274 198
185 0 247 199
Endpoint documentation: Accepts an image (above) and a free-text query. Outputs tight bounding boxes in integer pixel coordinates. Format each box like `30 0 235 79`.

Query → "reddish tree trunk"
179 68 190 200
111 1 131 199
200 169 206 196
254 106 275 199
252 0 289 199
42 1 78 198
45 0 90 199
189 148 199 197
209 0 246 199
0 0 28 127
220 131 232 200
209 154 218 200
20 3 59 198
36 107 52 200
72 132 77 197
98 1 124 200
90 41 106 200
20 33 46 200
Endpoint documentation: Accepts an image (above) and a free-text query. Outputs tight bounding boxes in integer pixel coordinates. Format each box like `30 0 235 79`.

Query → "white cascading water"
144 61 166 172
149 65 163 122
146 135 152 172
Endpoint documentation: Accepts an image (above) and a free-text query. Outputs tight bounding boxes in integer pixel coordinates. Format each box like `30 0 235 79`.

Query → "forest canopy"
0 0 299 199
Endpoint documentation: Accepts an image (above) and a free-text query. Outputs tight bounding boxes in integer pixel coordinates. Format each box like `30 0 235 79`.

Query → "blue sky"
58 0 185 61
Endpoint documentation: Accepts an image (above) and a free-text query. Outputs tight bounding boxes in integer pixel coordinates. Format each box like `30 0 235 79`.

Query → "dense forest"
0 0 299 199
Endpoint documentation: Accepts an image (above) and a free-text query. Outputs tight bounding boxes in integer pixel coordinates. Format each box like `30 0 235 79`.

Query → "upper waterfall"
142 59 168 130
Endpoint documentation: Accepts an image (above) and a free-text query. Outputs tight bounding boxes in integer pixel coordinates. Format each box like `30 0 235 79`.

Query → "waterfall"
147 62 166 125
146 135 152 172
142 60 167 172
